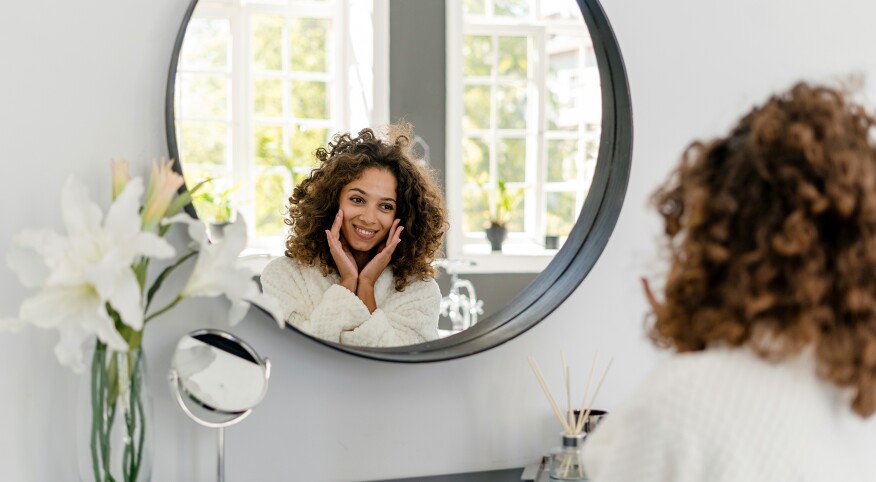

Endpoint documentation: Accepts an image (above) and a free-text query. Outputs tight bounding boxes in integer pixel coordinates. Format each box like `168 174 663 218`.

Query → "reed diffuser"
528 353 613 480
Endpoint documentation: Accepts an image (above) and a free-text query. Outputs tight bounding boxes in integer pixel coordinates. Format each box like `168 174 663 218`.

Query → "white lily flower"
0 316 27 333
166 214 284 327
6 177 176 371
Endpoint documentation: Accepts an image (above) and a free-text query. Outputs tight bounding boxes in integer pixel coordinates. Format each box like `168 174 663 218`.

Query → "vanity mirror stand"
168 329 271 482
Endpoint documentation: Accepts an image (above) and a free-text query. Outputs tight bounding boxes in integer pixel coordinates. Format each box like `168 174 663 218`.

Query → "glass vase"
78 340 153 482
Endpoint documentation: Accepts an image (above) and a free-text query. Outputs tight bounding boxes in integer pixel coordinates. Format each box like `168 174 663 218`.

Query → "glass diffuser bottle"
549 432 586 480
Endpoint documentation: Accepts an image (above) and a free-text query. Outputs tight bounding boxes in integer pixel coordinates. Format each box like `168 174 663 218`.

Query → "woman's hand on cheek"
358 218 403 288
325 210 359 292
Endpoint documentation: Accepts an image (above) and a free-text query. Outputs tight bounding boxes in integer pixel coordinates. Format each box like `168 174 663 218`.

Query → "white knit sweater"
582 347 876 482
260 256 441 347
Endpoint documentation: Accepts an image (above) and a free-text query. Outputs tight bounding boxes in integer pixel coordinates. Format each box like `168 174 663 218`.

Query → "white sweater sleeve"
339 278 441 347
260 257 440 347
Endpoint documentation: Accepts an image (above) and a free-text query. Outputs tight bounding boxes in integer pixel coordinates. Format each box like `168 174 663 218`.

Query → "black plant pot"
485 224 507 251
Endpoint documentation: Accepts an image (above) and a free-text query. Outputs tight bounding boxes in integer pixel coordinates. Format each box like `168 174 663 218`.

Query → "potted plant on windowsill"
191 181 237 242
485 180 524 252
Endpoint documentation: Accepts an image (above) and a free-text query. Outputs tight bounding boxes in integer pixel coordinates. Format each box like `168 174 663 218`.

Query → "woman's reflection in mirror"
584 83 876 481
261 124 448 347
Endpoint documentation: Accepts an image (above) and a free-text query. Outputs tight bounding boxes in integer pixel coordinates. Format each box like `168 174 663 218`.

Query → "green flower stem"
90 343 102 482
134 379 146 479
144 250 197 313
88 341 150 482
144 295 183 324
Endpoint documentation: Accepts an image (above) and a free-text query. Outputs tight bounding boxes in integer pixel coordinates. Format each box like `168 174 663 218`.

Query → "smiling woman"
260 126 449 347
166 0 632 361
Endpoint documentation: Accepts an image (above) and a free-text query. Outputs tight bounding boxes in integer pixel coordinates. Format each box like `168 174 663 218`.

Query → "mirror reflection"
169 329 271 480
170 330 270 414
171 0 602 345
260 126 448 346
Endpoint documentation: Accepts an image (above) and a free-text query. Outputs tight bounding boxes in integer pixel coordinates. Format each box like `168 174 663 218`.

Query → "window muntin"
452 0 601 257
175 0 344 247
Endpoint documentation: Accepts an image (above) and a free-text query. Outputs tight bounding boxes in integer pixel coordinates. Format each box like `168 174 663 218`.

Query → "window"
174 0 387 250
447 0 601 264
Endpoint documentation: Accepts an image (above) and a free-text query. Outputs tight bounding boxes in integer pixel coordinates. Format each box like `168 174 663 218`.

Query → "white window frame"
181 0 389 255
445 1 597 273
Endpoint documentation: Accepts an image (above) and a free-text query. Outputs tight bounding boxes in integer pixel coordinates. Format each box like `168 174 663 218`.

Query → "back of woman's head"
651 82 876 416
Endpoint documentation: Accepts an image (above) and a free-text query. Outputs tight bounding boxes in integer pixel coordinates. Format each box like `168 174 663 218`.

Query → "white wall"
3 0 876 480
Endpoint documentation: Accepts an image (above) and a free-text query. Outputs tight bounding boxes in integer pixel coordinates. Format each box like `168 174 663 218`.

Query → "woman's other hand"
359 219 403 288
326 210 359 292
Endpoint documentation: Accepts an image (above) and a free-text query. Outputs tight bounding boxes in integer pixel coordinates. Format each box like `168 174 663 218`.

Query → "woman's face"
338 167 398 253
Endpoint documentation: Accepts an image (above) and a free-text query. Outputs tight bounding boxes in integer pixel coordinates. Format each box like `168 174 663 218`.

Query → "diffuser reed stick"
527 356 573 434
529 352 614 479
575 358 613 434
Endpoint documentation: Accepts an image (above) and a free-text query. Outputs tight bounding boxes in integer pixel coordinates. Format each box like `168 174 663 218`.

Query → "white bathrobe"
582 346 876 482
260 256 441 347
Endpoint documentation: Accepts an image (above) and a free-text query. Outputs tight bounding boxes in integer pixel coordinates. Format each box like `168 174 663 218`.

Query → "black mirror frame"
165 0 632 363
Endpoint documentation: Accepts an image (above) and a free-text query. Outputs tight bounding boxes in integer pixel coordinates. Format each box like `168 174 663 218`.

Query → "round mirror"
165 0 632 361
169 329 271 421
169 329 271 481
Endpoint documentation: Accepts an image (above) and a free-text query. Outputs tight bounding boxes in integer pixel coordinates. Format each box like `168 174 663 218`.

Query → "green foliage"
192 180 236 224
489 180 525 227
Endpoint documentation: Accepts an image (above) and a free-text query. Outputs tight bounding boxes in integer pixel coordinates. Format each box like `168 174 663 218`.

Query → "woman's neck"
352 249 372 271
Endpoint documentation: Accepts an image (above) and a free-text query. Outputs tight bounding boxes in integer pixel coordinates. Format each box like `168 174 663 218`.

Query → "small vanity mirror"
168 329 271 481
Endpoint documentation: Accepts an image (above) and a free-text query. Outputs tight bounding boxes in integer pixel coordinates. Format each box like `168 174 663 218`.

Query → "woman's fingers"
331 210 343 238
390 226 403 248
641 277 661 312
387 219 402 247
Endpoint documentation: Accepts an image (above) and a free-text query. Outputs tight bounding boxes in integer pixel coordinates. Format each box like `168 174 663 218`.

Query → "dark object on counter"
573 409 608 434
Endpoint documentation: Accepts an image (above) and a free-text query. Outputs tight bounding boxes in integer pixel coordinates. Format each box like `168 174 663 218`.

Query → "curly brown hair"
650 83 876 416
284 126 448 291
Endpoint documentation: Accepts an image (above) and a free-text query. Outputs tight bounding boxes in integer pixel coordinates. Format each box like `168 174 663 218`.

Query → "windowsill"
238 243 558 276
239 248 280 275
442 251 555 274
443 238 563 274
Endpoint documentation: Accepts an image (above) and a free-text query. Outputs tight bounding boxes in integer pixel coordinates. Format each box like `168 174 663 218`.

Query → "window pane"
255 170 289 236
463 35 493 77
253 78 283 117
463 85 491 130
493 0 529 17
585 129 600 161
181 18 230 70
290 18 330 72
464 0 486 15
497 36 527 77
547 34 581 131
254 124 284 166
463 137 490 185
186 168 236 225
505 202 524 232
548 35 580 77
178 122 228 166
497 138 526 183
179 73 228 118
291 125 328 167
290 81 329 119
496 83 526 129
540 0 581 20
252 15 283 71
463 189 490 232
546 191 576 236
546 139 578 182
547 85 579 131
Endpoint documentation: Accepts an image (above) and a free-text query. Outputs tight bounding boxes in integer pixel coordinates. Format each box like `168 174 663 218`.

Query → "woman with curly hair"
582 83 876 481
260 125 447 347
